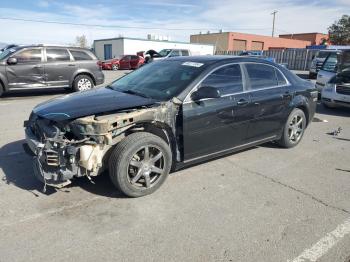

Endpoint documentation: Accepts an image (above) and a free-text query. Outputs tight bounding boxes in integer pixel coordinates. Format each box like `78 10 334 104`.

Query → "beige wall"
190 33 229 52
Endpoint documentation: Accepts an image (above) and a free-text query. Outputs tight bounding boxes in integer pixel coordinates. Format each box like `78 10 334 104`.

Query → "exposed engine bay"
24 101 180 189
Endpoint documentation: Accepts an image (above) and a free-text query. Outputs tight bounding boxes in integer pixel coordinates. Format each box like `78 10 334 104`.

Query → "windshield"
158 49 172 57
109 60 207 100
0 48 18 60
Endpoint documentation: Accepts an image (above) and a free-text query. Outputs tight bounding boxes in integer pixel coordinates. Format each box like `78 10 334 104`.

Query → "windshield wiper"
122 89 151 99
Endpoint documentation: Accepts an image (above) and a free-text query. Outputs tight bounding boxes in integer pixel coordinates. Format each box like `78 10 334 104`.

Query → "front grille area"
44 150 59 166
336 85 350 95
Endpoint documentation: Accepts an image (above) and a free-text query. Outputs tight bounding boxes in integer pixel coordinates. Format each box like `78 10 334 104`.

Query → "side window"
245 63 278 89
181 50 189 56
200 64 243 95
122 56 131 61
46 48 71 62
131 55 139 60
322 53 338 72
275 69 287 86
13 49 42 63
170 50 180 57
70 50 93 61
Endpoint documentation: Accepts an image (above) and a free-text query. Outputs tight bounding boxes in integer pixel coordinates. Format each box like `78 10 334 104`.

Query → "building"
279 33 328 46
93 37 214 60
190 32 312 52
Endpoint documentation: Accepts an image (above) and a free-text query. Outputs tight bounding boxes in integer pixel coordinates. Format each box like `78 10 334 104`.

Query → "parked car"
24 56 317 197
309 50 337 79
321 60 350 109
102 55 144 70
144 49 190 63
316 49 350 93
0 45 104 96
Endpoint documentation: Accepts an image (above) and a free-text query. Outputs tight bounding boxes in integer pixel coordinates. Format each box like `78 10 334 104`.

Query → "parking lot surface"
0 70 350 262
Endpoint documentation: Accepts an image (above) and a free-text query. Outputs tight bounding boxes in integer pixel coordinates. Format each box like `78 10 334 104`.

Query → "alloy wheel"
127 145 165 189
288 114 304 143
77 78 92 91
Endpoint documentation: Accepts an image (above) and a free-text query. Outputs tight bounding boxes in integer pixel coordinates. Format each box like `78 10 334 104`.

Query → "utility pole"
271 10 278 37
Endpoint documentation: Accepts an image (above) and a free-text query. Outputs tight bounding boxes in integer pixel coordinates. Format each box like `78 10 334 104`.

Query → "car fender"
70 69 96 86
288 94 311 126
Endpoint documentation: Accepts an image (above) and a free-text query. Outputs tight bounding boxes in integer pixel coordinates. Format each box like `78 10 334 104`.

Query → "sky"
0 0 349 46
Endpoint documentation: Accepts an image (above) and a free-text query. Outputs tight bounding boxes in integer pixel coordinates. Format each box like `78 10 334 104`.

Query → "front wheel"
73 75 94 92
109 132 172 197
112 64 119 71
277 108 306 148
0 82 4 97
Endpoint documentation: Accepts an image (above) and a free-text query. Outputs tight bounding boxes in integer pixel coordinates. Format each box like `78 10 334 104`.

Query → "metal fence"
215 49 320 71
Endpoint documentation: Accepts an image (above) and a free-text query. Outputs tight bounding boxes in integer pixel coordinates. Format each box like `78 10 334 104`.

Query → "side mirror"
191 86 220 101
7 57 17 65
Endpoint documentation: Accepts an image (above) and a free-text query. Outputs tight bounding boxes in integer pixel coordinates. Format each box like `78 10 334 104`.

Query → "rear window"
70 50 93 61
46 48 71 62
245 63 278 89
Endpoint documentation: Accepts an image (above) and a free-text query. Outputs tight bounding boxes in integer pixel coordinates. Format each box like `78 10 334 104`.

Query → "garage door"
252 41 264 50
233 39 247 51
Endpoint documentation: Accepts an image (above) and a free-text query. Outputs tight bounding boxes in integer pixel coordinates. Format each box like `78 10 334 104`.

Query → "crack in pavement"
226 158 350 215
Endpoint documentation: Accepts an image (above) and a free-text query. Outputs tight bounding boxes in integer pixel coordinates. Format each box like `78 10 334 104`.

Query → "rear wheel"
73 75 94 92
278 108 306 148
109 132 172 197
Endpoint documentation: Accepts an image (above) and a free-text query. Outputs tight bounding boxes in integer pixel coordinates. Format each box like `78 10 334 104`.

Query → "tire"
73 75 94 92
112 64 119 71
0 82 4 97
277 108 306 148
109 132 172 197
322 101 336 109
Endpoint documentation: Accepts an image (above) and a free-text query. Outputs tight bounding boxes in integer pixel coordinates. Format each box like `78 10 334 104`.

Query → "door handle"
68 64 76 66
237 99 249 106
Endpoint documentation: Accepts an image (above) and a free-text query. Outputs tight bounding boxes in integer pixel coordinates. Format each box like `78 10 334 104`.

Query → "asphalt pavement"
0 70 349 262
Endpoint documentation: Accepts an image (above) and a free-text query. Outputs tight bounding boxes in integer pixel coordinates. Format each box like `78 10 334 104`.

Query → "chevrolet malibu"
24 56 317 197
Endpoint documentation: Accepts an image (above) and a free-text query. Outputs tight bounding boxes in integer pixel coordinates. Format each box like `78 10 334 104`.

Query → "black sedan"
24 56 318 197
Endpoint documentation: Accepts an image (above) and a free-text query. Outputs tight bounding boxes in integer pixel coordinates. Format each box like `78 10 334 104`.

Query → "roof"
93 37 214 47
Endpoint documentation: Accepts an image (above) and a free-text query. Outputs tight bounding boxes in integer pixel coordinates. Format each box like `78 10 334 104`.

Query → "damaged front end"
24 102 178 189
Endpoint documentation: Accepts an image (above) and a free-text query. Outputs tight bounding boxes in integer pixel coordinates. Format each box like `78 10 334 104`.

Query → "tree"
328 15 350 45
75 35 88 48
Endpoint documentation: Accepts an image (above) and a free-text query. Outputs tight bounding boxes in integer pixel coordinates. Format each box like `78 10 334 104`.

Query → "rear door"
6 47 45 89
244 63 291 141
183 63 254 160
44 48 74 88
130 55 139 68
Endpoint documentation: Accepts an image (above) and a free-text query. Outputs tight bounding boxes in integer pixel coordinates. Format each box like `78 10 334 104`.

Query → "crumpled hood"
33 87 158 121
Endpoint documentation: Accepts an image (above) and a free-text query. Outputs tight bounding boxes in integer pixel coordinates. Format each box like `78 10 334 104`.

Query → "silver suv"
0 45 104 96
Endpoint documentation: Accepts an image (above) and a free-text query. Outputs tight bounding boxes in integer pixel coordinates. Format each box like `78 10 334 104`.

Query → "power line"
0 16 271 32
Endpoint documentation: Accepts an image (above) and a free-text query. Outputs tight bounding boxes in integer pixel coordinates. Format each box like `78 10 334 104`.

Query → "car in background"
24 56 317 197
321 54 350 108
0 44 18 53
239 51 276 63
144 49 190 63
0 45 104 96
316 49 350 93
309 50 337 79
101 55 144 70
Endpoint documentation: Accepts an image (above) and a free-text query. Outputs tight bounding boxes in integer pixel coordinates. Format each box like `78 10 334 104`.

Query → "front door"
6 48 45 89
183 64 253 161
119 56 131 69
44 48 74 88
244 63 291 141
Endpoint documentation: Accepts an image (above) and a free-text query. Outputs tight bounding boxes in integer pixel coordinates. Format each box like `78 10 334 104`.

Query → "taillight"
97 61 102 69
